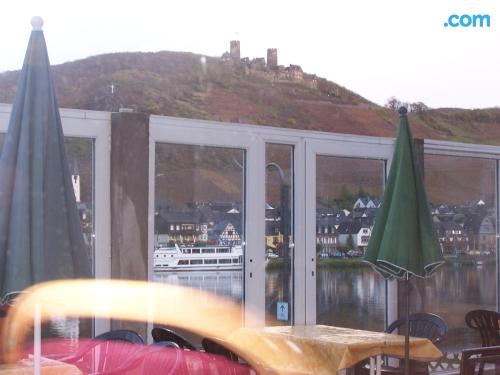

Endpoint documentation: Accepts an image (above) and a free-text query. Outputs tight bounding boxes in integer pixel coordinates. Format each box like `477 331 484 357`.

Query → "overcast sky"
0 0 498 109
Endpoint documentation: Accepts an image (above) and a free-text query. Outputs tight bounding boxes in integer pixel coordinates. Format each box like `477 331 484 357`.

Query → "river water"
153 260 496 353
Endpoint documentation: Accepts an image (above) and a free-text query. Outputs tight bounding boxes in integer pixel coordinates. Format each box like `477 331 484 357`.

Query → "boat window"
190 259 203 265
192 249 201 254
204 259 217 264
216 248 230 253
202 248 215 253
218 259 232 264
178 260 189 265
182 249 191 254
232 258 240 263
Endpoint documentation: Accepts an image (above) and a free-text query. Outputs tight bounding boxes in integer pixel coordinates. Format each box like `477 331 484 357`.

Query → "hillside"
0 51 499 145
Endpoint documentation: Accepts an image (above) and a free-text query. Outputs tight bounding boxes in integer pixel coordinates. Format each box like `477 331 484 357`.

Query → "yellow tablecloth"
0 357 81 375
228 325 443 375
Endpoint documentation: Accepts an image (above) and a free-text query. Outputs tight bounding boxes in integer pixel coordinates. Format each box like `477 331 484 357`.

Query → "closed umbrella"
364 107 444 375
0 17 91 299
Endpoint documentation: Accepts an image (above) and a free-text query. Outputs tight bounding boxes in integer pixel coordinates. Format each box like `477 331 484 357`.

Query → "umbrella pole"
405 273 410 375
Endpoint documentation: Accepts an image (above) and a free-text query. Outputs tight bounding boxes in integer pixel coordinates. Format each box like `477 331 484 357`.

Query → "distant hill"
0 50 499 145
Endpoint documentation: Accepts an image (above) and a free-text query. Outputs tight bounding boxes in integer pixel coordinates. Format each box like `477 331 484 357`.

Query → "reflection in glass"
59 137 95 339
412 155 498 354
154 143 245 314
65 137 95 267
316 155 385 330
265 144 293 325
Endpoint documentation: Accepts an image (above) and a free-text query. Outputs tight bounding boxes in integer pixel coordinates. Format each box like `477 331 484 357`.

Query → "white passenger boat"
153 244 243 271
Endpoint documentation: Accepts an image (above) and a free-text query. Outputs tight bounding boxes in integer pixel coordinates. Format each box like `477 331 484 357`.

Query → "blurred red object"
22 338 254 375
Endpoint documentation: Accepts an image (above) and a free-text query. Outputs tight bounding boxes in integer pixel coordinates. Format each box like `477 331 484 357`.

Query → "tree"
337 184 354 210
385 97 409 112
347 234 355 250
337 244 349 257
316 243 323 254
385 96 400 111
409 102 429 113
356 186 368 199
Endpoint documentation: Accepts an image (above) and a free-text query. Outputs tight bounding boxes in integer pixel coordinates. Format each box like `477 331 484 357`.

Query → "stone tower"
230 40 240 63
267 48 278 68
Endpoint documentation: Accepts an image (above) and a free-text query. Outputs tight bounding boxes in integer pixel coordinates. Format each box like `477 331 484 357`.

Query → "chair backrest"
62 329 145 375
151 341 181 349
465 309 500 347
460 346 500 375
201 337 239 362
95 329 145 345
386 313 448 344
151 327 197 350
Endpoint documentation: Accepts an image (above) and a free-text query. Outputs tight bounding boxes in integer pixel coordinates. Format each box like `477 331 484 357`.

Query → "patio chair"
465 310 500 375
201 337 253 374
202 337 240 362
460 346 500 375
151 327 197 350
355 313 447 375
59 329 145 375
465 309 500 347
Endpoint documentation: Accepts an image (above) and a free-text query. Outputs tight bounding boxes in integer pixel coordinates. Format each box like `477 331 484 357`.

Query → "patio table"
228 324 442 375
0 357 82 375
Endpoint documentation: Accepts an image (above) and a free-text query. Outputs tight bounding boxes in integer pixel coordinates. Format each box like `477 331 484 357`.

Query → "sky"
0 0 498 109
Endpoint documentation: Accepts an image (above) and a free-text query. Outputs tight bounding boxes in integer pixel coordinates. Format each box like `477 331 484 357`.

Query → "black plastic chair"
95 329 145 344
465 309 500 347
60 329 145 375
460 346 500 375
355 313 447 375
386 312 448 345
202 337 239 362
151 340 181 349
465 310 500 375
151 327 197 350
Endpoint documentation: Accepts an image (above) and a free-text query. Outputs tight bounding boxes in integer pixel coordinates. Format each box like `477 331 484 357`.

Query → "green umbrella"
364 107 444 375
0 17 91 299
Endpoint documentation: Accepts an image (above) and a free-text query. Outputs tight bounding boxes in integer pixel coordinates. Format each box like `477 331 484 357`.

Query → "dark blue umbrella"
0 17 91 298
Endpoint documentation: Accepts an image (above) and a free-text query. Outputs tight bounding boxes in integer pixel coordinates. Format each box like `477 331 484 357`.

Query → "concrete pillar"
109 111 149 336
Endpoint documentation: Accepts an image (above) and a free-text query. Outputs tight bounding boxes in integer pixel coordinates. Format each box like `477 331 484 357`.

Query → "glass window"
411 155 498 356
154 143 245 312
316 155 385 331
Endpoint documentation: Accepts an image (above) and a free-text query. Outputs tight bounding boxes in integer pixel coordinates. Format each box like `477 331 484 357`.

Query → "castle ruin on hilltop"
221 40 318 88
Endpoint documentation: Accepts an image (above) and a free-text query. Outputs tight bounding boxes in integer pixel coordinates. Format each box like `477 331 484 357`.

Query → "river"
154 259 496 353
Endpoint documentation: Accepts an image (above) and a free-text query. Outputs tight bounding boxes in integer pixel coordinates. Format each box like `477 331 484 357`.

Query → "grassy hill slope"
0 51 498 145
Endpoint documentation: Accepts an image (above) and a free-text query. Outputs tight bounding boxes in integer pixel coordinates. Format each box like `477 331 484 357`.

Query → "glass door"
265 143 294 325
153 143 246 309
305 137 393 325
